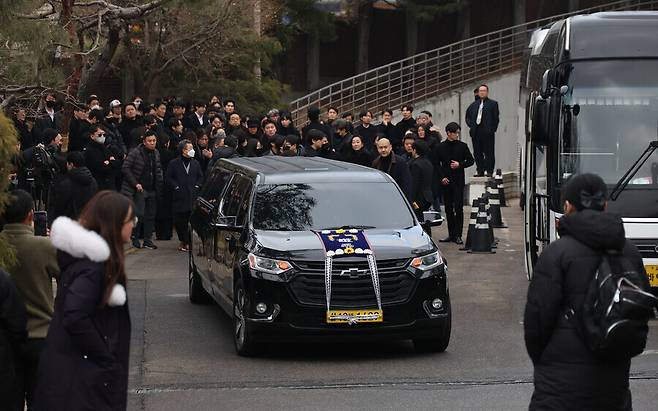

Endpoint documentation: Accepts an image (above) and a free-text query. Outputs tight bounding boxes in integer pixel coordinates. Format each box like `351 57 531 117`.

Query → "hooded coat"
34 217 131 411
524 210 646 411
48 166 99 225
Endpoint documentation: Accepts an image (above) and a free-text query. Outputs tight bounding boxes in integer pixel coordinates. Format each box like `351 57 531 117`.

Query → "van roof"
217 156 393 184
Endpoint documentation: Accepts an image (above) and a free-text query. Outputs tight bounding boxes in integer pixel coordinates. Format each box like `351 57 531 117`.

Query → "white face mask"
186 149 195 158
94 136 106 144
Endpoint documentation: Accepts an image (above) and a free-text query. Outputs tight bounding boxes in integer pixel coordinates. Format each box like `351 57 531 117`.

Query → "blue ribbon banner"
314 229 382 324
316 228 372 257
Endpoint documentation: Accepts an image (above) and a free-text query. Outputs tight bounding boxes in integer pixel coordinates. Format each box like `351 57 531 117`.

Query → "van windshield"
253 183 415 231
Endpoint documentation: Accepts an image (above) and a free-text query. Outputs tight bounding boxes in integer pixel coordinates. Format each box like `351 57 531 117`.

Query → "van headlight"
248 253 292 275
408 251 444 278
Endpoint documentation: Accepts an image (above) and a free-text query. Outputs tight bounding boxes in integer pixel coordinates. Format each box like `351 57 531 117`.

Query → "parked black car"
188 156 448 356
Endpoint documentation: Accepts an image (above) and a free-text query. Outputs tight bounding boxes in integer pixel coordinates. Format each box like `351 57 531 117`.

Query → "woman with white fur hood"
34 191 134 411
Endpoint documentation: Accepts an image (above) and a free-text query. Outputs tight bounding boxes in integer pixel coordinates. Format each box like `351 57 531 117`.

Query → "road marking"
127 374 658 395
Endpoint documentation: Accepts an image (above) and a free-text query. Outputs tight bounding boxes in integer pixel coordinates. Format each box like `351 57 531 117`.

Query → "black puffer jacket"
120 144 164 197
524 210 644 411
34 217 131 411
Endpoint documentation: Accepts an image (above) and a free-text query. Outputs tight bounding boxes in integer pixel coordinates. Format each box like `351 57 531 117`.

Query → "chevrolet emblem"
340 268 369 279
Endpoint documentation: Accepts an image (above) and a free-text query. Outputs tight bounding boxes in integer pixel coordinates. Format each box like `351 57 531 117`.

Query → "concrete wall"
392 71 524 180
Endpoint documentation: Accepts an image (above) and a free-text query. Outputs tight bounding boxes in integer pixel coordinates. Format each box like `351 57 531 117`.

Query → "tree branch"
76 21 121 100
73 11 103 55
16 3 58 20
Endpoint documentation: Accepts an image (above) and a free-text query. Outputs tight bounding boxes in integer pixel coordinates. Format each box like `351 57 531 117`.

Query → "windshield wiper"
322 225 376 230
610 140 658 200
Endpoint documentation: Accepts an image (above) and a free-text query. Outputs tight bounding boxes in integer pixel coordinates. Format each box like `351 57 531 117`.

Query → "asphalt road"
125 207 658 410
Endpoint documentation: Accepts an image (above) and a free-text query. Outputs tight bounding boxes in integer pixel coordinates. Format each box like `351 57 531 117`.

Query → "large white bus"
522 11 658 291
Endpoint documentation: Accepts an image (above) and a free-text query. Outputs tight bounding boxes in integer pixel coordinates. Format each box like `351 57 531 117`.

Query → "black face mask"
45 100 56 109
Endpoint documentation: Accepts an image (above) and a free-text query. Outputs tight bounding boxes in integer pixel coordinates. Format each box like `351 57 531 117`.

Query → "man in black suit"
184 101 209 131
302 107 332 148
32 93 63 144
465 84 499 176
434 122 474 244
408 140 434 226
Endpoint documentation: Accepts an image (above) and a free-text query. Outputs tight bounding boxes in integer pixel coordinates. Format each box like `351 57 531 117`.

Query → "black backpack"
569 251 657 361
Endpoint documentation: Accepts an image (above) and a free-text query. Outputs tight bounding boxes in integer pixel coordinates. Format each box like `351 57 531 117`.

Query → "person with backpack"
524 173 656 410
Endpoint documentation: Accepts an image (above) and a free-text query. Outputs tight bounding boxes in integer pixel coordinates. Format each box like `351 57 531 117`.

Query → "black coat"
0 269 27 404
166 157 204 213
13 118 34 150
433 139 474 187
48 166 99 225
302 121 333 147
524 210 644 410
395 117 416 138
373 154 412 201
332 133 352 157
118 117 144 149
68 118 91 153
35 218 130 411
465 97 500 137
277 123 300 138
408 156 434 208
84 140 121 191
184 113 209 131
353 124 378 149
194 147 212 175
341 146 374 168
32 111 64 144
377 122 400 151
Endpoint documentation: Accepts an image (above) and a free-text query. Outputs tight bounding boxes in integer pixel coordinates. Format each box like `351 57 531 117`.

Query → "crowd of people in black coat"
9 94 477 249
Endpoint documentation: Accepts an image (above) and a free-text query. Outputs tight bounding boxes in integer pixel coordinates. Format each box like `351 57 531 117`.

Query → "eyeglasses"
124 216 138 227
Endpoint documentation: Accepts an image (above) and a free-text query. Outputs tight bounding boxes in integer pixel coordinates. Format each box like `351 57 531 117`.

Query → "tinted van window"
253 182 414 231
220 175 253 225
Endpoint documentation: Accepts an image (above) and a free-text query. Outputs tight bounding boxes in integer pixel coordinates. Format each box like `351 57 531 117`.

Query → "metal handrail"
288 0 658 127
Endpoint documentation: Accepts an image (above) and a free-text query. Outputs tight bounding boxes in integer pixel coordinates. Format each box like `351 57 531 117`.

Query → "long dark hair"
78 191 134 306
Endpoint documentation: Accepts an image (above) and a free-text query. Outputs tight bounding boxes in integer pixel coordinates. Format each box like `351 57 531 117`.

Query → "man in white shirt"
185 101 208 131
465 84 500 177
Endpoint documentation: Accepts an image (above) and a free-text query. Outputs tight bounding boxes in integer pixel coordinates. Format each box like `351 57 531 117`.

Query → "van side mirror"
422 211 443 227
212 215 243 232
531 96 550 146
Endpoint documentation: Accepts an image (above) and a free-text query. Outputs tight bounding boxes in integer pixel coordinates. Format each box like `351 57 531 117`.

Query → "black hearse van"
188 157 449 356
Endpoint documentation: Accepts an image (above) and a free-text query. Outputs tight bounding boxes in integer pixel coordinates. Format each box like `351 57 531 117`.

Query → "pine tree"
0 112 19 268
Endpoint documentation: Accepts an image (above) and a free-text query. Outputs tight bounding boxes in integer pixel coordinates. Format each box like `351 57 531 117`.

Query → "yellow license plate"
645 265 658 287
326 309 383 324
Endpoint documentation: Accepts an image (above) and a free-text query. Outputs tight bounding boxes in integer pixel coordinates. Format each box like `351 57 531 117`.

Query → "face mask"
45 100 55 109
94 136 106 144
186 149 195 158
